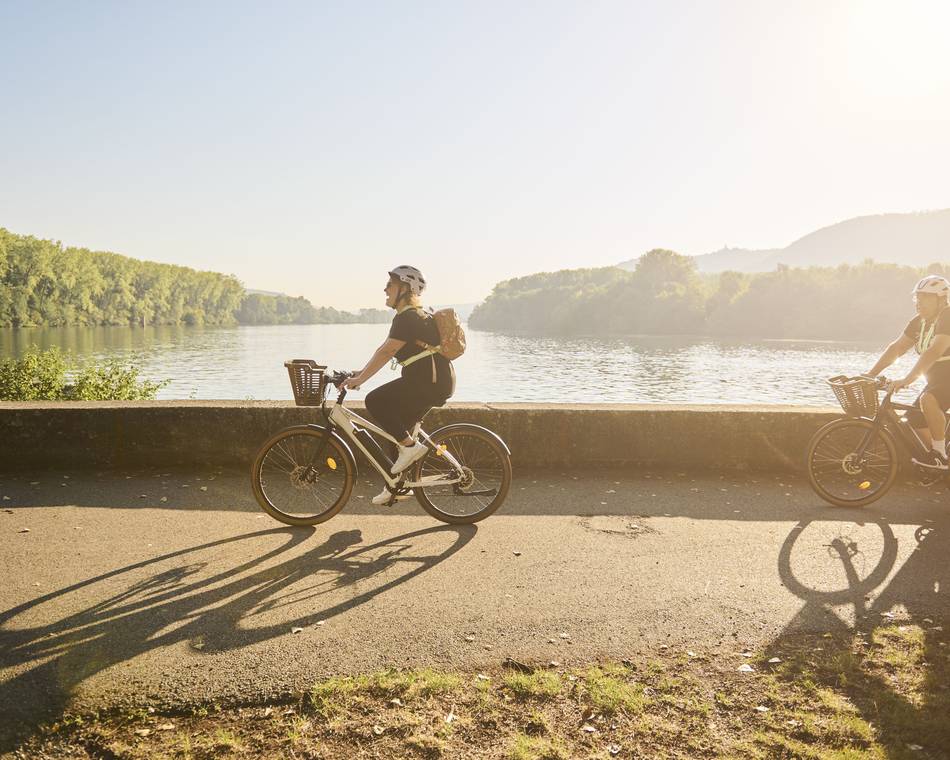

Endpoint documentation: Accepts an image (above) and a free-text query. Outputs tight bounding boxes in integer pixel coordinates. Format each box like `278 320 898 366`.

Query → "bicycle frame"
852 391 936 463
321 398 466 490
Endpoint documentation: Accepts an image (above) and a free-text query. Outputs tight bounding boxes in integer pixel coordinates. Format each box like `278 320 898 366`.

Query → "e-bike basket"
285 359 328 406
827 375 879 417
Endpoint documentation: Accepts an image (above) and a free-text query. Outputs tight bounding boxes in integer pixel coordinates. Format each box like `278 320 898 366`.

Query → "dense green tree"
0 228 390 327
470 253 950 341
471 251 706 335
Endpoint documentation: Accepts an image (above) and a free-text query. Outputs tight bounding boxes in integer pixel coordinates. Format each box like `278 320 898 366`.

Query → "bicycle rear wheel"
413 425 512 524
806 419 898 507
252 426 354 525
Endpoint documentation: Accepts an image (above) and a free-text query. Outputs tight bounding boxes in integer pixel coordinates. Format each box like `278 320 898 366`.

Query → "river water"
0 324 915 405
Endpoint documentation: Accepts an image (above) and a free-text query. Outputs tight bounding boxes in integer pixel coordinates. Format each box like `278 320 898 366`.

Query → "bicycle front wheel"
413 425 512 524
806 419 898 507
252 426 354 525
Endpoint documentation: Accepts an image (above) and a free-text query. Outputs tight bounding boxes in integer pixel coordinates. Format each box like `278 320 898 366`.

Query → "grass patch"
504 670 562 700
407 732 448 757
308 668 462 719
583 666 647 715
524 709 553 736
509 733 569 760
309 674 364 719
210 728 244 752
371 668 462 700
10 622 949 760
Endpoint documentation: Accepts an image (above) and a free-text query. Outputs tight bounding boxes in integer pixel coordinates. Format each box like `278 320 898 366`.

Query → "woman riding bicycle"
342 266 456 504
867 274 950 470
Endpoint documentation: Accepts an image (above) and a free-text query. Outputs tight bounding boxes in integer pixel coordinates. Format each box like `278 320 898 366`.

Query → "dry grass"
9 622 949 760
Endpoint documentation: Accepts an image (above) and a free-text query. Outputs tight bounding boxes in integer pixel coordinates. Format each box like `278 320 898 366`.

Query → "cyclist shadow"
0 523 475 752
771 513 949 752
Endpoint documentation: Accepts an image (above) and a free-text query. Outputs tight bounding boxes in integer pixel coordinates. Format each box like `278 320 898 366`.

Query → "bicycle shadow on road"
763 515 949 755
0 523 475 752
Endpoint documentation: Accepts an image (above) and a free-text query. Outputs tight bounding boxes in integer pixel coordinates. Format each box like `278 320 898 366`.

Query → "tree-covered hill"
617 209 950 274
471 249 950 342
0 228 387 327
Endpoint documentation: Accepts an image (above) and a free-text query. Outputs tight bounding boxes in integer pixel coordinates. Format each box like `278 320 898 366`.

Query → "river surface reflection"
0 324 915 405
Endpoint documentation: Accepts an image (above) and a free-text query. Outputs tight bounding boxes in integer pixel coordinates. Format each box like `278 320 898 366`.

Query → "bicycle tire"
413 424 512 524
251 425 354 526
805 418 898 507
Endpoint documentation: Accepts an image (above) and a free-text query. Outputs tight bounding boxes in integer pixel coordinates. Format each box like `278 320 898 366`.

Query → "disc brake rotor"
457 466 475 490
290 465 315 489
841 453 865 476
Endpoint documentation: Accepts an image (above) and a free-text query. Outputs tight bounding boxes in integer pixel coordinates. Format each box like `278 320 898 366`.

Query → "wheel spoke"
255 431 350 522
415 430 509 521
808 422 896 505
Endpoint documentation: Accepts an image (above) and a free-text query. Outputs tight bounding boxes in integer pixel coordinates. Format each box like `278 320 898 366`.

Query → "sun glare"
843 0 950 100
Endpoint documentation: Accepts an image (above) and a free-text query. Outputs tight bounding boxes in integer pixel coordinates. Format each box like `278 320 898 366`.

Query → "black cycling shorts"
905 384 950 428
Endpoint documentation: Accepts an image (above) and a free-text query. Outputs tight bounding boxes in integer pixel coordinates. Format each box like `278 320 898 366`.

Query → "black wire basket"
285 359 328 406
827 375 879 417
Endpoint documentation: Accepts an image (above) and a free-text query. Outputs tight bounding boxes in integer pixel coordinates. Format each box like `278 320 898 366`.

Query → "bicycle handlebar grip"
854 374 888 389
328 370 351 388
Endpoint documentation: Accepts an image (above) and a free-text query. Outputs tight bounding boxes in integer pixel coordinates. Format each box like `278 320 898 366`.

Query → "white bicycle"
251 360 512 526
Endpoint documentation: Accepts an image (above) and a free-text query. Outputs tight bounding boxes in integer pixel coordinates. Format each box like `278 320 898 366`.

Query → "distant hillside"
0 227 390 327
618 209 950 273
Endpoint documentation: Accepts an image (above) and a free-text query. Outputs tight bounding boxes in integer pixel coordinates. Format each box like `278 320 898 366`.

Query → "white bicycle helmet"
388 265 426 296
912 274 950 299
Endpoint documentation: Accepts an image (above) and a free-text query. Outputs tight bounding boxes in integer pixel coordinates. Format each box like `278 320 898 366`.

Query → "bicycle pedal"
383 485 412 507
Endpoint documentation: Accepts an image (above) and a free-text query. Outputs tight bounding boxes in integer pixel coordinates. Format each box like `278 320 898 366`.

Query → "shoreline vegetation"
470 250 950 342
6 225 949 343
0 348 166 401
0 228 388 328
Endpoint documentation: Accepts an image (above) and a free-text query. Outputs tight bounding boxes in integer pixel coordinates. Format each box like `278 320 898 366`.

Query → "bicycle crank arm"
404 474 462 488
453 487 497 497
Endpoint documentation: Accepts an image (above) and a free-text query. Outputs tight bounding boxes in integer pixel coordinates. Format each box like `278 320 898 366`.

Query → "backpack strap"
401 345 439 367
392 306 440 380
401 345 440 383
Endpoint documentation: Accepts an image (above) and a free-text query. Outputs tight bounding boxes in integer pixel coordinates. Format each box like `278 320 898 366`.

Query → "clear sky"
2 0 949 310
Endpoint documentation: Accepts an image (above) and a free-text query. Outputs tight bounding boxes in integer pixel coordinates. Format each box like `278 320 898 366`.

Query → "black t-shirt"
904 309 950 385
389 308 441 362
388 308 454 392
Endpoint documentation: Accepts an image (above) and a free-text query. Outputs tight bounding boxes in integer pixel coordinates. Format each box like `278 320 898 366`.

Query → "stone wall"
0 402 840 472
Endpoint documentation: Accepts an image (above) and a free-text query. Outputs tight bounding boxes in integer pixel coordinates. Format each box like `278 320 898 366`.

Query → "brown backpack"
411 308 466 361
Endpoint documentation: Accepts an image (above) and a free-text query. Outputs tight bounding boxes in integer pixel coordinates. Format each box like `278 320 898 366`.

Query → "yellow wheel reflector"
858 481 871 490
436 445 447 457
326 457 337 470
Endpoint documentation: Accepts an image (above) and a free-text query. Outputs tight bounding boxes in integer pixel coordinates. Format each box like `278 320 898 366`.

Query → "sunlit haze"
2 0 949 309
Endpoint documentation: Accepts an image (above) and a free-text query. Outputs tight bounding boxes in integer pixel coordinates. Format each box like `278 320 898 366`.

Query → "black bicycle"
806 375 948 507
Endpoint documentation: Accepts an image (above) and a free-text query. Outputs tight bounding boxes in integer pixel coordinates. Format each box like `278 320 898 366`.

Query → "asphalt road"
1 465 947 746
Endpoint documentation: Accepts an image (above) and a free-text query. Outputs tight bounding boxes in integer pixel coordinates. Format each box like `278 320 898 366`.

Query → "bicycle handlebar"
834 374 889 390
327 370 351 388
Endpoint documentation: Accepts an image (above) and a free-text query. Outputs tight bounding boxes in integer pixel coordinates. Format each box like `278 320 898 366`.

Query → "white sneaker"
371 487 411 506
390 441 428 474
